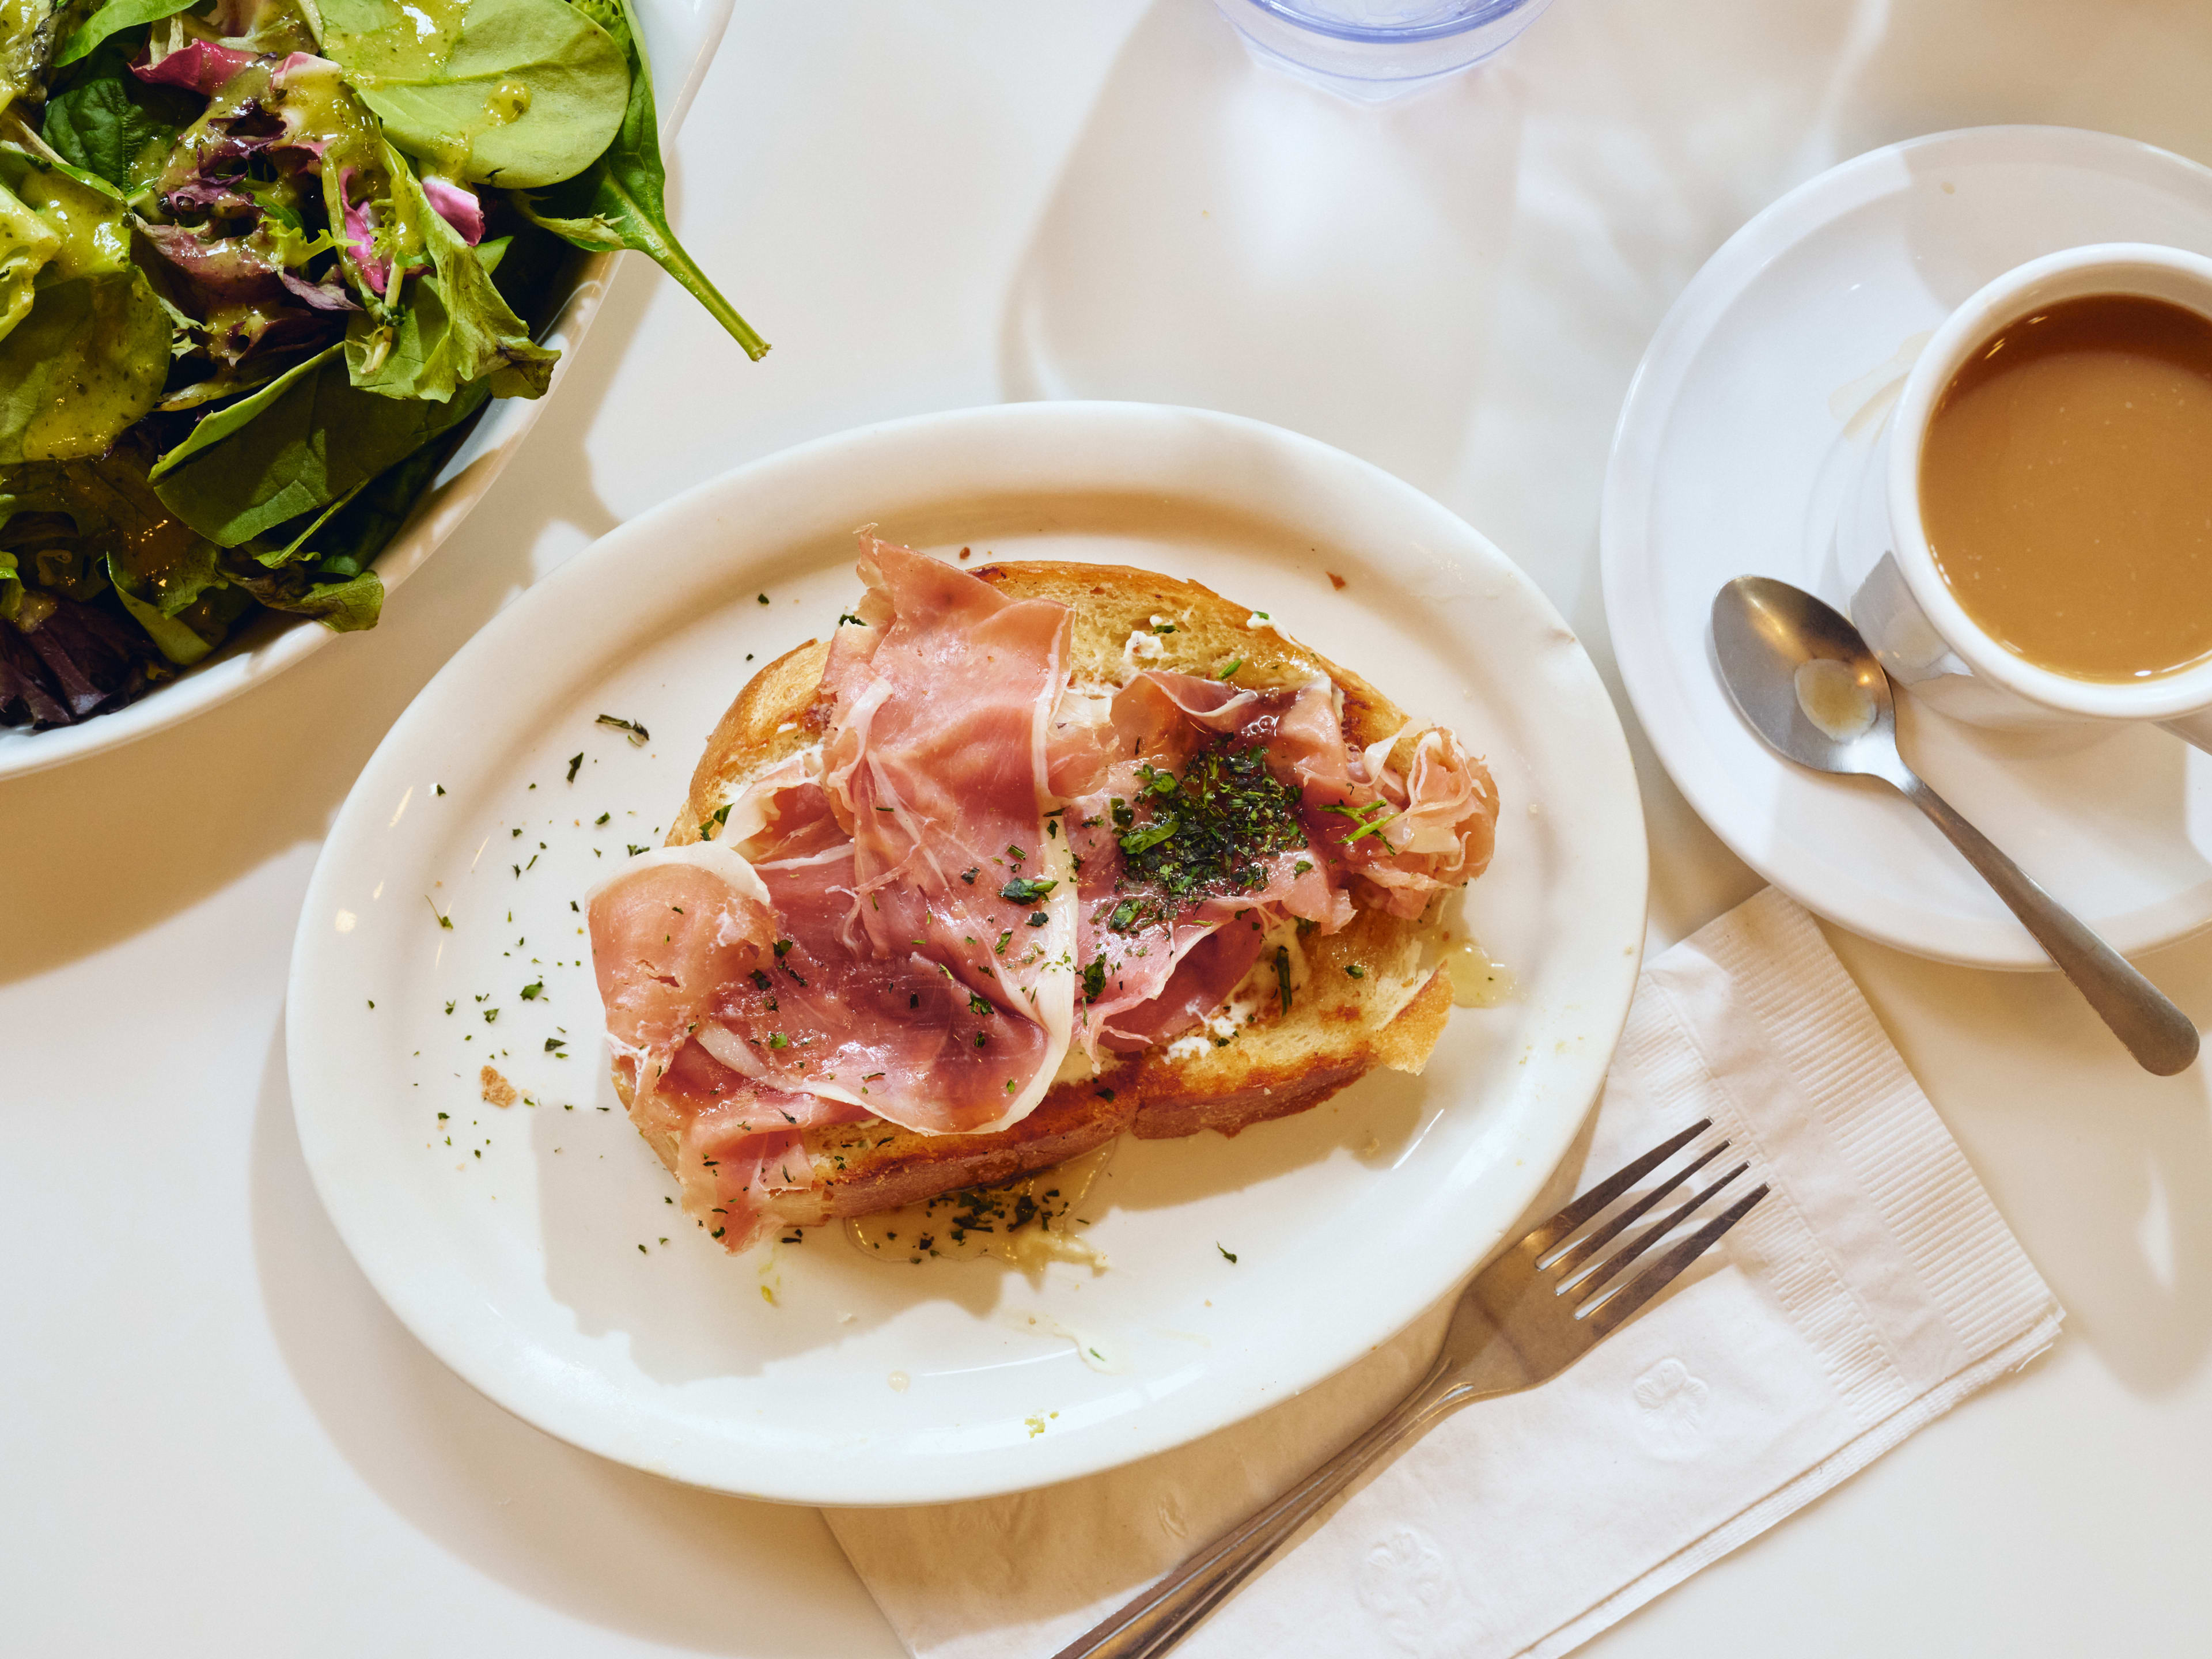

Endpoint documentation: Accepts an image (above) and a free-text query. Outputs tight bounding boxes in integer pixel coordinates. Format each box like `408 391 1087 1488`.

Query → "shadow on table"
997 0 1531 501
0 258 647 992
249 1025 892 1657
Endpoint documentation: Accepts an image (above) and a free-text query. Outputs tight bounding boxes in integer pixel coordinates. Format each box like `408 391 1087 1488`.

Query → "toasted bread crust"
638 558 1463 1230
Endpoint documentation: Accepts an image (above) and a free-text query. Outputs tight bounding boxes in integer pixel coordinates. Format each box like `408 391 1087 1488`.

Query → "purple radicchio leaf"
134 40 264 97
268 55 338 159
279 270 359 311
156 126 277 217
137 221 289 309
419 176 483 245
1 600 152 727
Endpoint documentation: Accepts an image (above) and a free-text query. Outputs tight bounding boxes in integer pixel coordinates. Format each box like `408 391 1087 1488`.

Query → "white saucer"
1603 126 2212 970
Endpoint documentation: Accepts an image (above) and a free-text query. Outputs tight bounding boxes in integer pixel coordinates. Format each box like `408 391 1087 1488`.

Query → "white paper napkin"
826 890 2063 1659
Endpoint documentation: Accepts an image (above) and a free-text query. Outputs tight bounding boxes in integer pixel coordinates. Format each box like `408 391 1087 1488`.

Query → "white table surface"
7 1 2212 1652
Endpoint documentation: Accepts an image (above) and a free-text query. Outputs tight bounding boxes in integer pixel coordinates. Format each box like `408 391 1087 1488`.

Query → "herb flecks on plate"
0 0 765 734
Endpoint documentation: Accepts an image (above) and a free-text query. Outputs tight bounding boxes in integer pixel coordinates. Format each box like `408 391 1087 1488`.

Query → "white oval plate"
0 0 735 783
1603 126 2212 969
287 403 1647 1505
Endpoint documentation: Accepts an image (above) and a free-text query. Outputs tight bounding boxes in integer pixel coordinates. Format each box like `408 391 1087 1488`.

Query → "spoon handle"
1898 777 2200 1075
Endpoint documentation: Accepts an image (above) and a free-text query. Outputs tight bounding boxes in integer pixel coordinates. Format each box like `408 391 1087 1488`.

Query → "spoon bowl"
1710 576 2199 1077
1710 578 1902 779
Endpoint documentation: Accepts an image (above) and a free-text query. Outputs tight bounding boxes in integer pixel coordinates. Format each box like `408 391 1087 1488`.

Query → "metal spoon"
1711 575 2199 1077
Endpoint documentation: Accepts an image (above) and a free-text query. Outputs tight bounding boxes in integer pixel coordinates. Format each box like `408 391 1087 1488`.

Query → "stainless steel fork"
1052 1119 1768 1659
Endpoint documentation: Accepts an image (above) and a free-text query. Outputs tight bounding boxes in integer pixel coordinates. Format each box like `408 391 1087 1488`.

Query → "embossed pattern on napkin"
826 891 2063 1659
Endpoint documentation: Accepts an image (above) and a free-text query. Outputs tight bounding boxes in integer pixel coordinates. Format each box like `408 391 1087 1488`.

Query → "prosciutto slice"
1069 672 1343 1054
589 541 1090 1248
807 539 1080 1130
586 844 869 1249
1271 690 1500 919
590 543 1501 1252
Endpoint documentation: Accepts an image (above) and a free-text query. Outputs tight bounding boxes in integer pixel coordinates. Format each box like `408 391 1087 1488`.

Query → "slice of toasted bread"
621 559 1460 1230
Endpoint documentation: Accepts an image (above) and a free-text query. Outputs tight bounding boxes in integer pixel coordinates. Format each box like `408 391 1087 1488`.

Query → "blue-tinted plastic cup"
1211 0 1555 101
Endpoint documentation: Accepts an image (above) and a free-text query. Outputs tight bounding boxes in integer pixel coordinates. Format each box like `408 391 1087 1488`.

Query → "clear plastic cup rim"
1230 0 1541 46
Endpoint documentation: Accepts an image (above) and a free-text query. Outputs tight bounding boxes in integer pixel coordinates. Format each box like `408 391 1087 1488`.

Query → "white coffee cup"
1836 242 2212 753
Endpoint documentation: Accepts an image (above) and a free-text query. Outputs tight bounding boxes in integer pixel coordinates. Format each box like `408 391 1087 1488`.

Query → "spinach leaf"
148 343 342 480
327 0 630 190
0 0 60 116
41 37 202 197
0 150 170 463
104 560 217 661
247 478 362 567
300 402 474 575
55 0 198 67
150 351 487 544
344 145 554 400
514 0 764 358
0 172 59 342
220 556 384 630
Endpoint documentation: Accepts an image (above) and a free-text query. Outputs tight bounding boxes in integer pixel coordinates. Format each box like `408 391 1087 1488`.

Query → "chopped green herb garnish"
596 714 650 746
1000 876 1058 904
768 1033 789 1050
427 896 452 930
1217 1243 1238 1263
521 980 544 1001
545 1038 566 1052
1217 658 1243 680
1274 945 1293 1016
968 991 993 1017
1112 744 1307 918
1027 911 1049 928
1322 798 1401 851
702 803 732 839
1080 958 1107 1002
566 752 584 784
1345 964 1366 979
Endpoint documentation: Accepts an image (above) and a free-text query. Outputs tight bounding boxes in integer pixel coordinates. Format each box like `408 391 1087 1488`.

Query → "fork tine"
1574 1160 1751 1300
1520 1118 1711 1254
1582 1183 1770 1337
1546 1141 1729 1278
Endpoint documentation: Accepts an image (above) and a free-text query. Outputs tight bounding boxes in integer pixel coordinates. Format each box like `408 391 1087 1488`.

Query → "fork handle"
1048 1367 1476 1659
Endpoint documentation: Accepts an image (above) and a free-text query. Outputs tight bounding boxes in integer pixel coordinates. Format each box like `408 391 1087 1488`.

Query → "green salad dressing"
324 0 626 188
0 153 167 465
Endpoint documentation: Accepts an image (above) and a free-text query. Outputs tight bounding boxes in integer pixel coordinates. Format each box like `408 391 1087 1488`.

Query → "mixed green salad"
0 0 760 729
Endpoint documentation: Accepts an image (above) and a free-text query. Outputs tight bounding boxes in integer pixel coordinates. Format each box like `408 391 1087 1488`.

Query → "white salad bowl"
0 0 736 783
